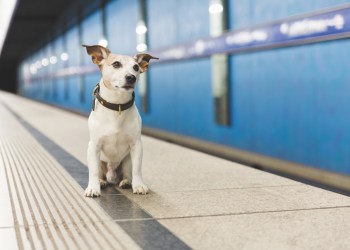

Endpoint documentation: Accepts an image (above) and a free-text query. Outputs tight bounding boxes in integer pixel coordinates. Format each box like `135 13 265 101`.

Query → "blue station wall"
227 0 350 174
18 0 350 176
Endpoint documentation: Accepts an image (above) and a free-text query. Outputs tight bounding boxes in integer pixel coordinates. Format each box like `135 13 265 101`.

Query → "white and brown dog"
83 44 158 197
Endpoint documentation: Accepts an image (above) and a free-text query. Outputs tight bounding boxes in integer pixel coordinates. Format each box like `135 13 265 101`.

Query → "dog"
83 44 158 197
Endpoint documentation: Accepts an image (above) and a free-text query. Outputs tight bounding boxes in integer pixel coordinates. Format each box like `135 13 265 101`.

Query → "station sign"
153 5 350 62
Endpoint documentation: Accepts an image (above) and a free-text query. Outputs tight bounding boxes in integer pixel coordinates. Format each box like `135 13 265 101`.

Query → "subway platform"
1 90 350 250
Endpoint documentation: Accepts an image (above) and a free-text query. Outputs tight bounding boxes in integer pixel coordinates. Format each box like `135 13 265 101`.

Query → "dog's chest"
89 104 141 163
100 132 132 162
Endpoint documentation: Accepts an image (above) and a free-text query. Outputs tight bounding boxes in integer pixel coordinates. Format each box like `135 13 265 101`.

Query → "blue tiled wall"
226 0 350 173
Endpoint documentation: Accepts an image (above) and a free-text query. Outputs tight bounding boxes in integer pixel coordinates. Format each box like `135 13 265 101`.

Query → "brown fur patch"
83 45 110 65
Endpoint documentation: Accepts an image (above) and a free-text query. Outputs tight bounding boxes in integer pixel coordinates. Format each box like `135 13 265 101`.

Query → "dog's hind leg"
99 161 108 188
118 154 132 189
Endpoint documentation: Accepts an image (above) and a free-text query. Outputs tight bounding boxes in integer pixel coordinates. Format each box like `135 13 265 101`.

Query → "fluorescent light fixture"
0 0 18 56
136 43 147 52
35 60 42 69
136 24 147 35
30 64 37 74
60 52 69 61
136 21 148 52
209 3 223 14
41 58 49 67
98 38 108 47
49 56 57 64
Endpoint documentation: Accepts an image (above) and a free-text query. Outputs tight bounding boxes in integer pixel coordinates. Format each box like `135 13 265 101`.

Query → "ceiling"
0 0 78 92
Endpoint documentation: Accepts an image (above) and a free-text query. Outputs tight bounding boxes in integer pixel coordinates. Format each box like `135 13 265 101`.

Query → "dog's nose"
125 75 136 84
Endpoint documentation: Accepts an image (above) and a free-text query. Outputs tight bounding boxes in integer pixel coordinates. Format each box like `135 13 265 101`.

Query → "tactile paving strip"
0 103 140 250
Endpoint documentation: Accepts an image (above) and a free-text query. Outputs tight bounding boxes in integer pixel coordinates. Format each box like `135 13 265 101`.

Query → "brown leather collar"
92 83 135 114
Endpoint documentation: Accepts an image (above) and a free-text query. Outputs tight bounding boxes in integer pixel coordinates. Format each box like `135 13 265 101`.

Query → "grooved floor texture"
0 102 139 250
1 91 350 250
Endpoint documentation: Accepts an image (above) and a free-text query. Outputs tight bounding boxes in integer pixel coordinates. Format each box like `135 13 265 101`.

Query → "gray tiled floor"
119 185 350 219
159 207 350 250
141 136 303 192
2 91 350 250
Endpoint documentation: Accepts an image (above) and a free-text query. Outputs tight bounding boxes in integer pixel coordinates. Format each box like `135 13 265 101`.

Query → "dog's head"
83 45 158 92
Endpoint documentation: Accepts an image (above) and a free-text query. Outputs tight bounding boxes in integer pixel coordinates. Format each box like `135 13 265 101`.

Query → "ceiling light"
98 38 108 47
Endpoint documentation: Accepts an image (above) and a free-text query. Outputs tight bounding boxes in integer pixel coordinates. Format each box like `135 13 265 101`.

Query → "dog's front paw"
85 185 101 197
132 180 148 195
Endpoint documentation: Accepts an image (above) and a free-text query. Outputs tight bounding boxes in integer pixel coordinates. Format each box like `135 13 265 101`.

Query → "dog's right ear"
82 45 110 66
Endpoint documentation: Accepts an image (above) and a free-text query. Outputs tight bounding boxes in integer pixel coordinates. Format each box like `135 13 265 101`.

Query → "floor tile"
159 207 350 250
121 185 350 219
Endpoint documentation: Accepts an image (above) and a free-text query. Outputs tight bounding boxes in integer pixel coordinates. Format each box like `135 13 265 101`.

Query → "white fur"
84 50 150 197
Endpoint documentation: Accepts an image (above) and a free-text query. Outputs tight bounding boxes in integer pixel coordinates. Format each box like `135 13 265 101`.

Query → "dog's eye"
112 61 122 68
133 64 139 71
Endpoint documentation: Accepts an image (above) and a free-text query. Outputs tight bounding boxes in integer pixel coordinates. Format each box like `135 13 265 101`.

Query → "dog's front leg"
85 141 102 197
130 139 148 194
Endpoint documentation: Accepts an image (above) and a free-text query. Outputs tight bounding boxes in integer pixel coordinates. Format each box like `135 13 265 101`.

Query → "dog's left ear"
82 44 110 67
134 53 159 73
